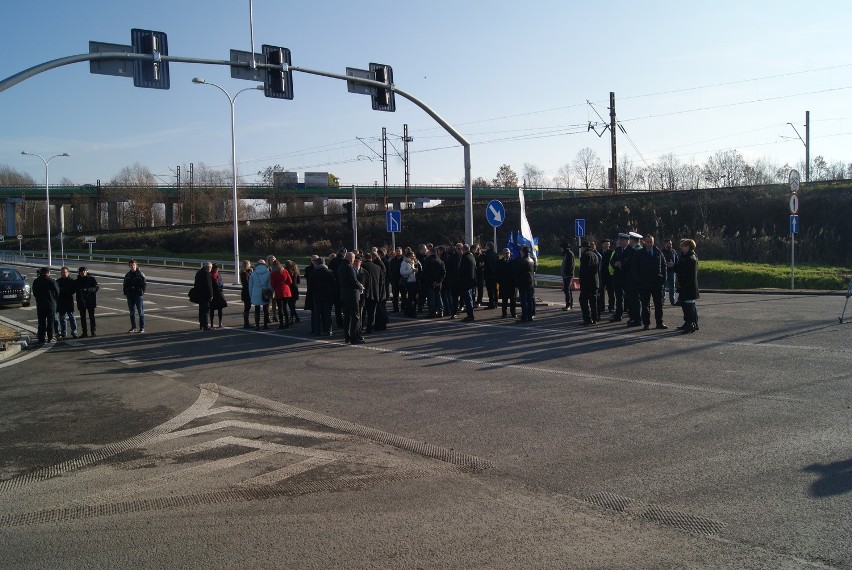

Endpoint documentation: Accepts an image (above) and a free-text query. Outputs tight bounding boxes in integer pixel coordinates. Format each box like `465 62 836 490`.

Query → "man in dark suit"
337 252 365 344
361 253 384 334
32 267 59 344
636 234 668 330
578 241 600 325
307 256 335 336
192 262 214 331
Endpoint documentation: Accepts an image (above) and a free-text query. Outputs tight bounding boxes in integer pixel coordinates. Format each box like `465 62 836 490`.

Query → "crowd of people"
30 265 100 344
563 233 700 333
28 235 699 344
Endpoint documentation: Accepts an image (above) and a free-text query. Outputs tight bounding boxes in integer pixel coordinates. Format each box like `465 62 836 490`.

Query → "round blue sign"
486 200 505 228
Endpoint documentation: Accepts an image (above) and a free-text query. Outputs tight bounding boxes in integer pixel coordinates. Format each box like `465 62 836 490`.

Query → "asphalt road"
0 261 849 569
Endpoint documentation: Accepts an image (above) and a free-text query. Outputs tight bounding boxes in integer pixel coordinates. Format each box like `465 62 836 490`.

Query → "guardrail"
7 250 234 273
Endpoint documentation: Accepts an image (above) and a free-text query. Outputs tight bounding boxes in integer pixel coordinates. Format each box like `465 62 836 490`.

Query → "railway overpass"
0 183 533 236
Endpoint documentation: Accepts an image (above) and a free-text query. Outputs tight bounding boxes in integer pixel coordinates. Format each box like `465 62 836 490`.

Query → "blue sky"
2 1 850 187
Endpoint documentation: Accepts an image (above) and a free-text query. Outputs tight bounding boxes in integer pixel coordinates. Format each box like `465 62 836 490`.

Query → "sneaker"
71 332 79 338
139 328 145 333
128 328 136 333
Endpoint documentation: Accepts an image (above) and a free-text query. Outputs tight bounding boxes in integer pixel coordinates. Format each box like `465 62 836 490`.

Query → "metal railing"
8 250 234 273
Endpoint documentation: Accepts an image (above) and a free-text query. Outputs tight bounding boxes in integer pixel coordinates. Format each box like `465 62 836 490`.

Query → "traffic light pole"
1 53 475 245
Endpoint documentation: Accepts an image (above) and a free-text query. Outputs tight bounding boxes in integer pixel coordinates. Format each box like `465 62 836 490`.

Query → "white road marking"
152 369 183 378
89 349 111 355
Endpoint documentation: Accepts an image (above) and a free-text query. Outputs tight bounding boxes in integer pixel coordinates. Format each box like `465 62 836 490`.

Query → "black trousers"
499 285 516 316
36 306 56 341
639 288 664 326
343 298 361 341
79 305 96 335
579 288 599 323
485 277 498 308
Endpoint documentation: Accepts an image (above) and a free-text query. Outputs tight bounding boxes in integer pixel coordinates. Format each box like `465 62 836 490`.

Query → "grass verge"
535 255 850 290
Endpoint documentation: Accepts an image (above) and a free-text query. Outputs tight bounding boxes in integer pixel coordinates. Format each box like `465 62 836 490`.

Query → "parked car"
0 267 31 307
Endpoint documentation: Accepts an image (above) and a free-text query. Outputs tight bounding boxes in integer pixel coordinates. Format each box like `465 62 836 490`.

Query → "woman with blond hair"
672 238 699 333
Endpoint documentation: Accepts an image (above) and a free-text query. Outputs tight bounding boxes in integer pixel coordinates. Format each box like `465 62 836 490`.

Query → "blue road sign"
386 210 401 233
575 218 586 237
486 200 505 228
790 214 799 234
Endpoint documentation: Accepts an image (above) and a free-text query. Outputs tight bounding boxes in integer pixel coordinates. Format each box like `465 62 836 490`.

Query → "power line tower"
609 92 617 193
382 127 388 209
403 124 413 208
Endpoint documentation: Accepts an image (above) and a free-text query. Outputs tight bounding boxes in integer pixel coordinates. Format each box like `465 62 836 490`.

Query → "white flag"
519 188 533 243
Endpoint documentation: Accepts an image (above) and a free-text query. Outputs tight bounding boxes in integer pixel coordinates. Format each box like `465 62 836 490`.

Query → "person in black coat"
75 267 99 337
578 241 600 325
608 233 629 322
514 246 536 322
192 262 214 331
442 245 460 318
496 248 517 318
456 243 477 321
672 238 700 333
623 233 642 326
598 239 615 315
308 257 336 336
56 266 79 338
423 246 446 318
32 267 59 344
337 252 365 344
240 261 253 328
328 248 347 328
388 248 404 313
361 254 384 333
635 234 668 330
482 242 499 309
560 243 576 311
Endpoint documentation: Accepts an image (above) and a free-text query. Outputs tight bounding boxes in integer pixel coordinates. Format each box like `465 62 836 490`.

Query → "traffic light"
131 29 170 89
343 201 354 229
369 63 395 112
263 45 294 100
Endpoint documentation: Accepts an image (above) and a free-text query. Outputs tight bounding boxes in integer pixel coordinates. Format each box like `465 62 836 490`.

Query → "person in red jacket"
269 259 293 329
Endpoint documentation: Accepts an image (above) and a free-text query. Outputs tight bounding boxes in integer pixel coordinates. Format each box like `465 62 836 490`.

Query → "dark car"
0 267 32 307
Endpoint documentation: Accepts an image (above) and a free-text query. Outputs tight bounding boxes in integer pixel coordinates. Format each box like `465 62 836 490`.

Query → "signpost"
575 218 585 238
84 236 96 259
486 200 505 245
788 170 800 290
386 210 401 251
17 234 22 254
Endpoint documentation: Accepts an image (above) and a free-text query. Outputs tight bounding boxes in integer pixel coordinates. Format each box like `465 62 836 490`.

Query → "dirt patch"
0 325 19 343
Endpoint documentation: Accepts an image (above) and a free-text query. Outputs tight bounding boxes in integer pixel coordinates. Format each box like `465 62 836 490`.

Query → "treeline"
37 181 851 267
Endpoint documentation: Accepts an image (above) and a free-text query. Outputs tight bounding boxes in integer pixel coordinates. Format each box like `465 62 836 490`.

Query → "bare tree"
108 163 160 228
492 164 519 188
617 156 641 190
554 163 572 189
522 163 546 188
703 150 746 187
572 148 602 189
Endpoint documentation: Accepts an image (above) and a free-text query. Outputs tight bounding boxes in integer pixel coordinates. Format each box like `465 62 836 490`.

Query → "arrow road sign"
386 210 401 233
790 215 799 234
575 218 586 237
486 200 505 228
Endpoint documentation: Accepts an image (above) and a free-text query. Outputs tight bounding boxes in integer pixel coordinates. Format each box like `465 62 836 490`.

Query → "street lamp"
21 151 70 267
192 77 263 285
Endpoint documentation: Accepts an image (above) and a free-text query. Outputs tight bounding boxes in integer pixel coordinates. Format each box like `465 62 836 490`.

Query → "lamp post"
21 151 70 267
192 78 263 284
